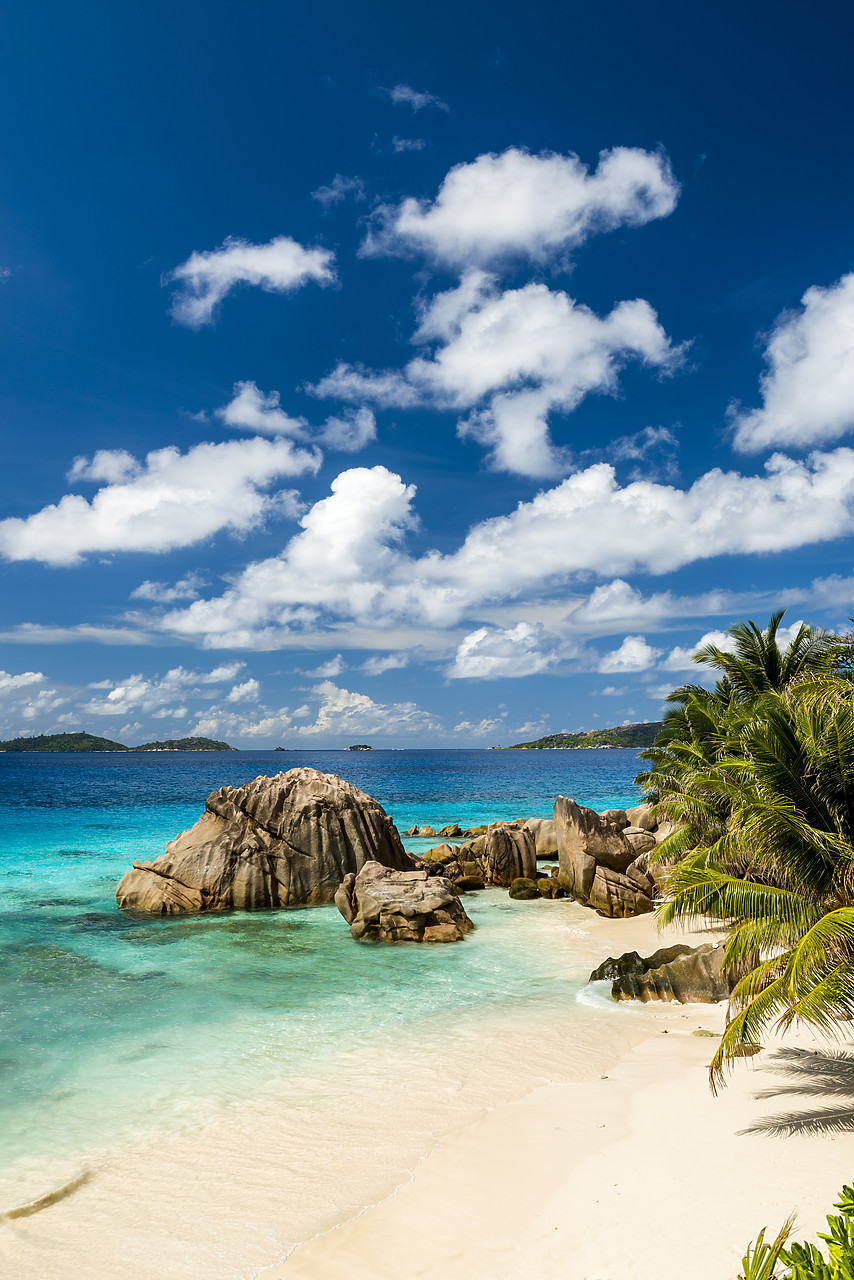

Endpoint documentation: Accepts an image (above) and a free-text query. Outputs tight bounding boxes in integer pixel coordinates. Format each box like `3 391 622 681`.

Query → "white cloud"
662 630 735 670
304 654 346 677
217 382 376 453
0 623 151 645
191 679 440 742
166 235 336 328
0 670 45 692
363 146 678 268
319 407 377 452
81 663 246 717
154 452 854 651
314 273 683 476
360 651 410 675
0 437 320 565
732 274 854 453
392 137 426 152
311 174 366 206
226 678 260 702
448 622 563 678
216 381 308 438
452 717 505 737
598 635 663 673
69 450 138 484
131 572 207 604
596 685 630 696
382 84 448 112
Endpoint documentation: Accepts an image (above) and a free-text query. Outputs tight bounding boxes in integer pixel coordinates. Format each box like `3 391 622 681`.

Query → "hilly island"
510 721 663 749
0 732 235 753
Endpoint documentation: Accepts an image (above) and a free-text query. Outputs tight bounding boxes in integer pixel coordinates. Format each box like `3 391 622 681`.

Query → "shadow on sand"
740 1046 854 1138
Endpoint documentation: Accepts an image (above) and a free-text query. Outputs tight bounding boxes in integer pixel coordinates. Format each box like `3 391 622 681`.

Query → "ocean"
0 748 651 1278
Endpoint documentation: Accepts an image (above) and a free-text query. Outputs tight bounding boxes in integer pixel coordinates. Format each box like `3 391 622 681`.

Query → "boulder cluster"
553 798 675 918
590 942 735 1004
335 862 475 943
115 768 412 914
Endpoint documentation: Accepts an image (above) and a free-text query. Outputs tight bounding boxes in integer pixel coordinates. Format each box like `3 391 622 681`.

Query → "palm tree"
635 613 852 1088
656 673 854 1088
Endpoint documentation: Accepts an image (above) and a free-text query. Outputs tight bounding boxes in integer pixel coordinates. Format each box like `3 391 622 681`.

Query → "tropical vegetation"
737 1183 854 1279
636 612 854 1087
511 721 663 749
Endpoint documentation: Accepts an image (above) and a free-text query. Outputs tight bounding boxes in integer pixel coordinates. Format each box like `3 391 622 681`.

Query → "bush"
738 1185 854 1279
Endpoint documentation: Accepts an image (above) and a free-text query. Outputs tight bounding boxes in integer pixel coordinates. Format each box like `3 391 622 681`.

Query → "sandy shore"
267 913 854 1280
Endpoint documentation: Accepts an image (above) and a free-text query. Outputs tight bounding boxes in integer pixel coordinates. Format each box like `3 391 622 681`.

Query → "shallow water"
0 748 647 1277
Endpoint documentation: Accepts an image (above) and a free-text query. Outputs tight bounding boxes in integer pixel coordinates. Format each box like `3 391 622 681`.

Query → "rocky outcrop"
417 823 536 890
523 817 558 857
116 769 411 915
590 943 734 1003
480 825 537 886
508 877 540 900
335 862 475 943
553 797 656 917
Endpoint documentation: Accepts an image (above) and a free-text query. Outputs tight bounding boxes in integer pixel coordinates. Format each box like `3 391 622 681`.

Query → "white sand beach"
270 912 854 1280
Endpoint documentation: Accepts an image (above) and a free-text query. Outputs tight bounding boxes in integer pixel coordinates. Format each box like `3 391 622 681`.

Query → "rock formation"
116 768 411 915
335 862 475 942
523 817 558 856
553 797 656 917
590 943 734 1003
415 823 536 891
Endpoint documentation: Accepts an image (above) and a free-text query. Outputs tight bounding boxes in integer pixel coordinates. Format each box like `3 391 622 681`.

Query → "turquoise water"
0 749 646 1277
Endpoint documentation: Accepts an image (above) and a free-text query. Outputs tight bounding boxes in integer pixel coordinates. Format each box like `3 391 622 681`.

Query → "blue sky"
1 0 853 746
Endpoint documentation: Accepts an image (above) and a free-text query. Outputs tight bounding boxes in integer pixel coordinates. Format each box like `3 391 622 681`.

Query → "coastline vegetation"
637 612 854 1088
511 721 663 749
0 731 234 752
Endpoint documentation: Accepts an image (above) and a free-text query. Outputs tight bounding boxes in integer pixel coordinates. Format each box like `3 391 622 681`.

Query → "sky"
0 0 853 747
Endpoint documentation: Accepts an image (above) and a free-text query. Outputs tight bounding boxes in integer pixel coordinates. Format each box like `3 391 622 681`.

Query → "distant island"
0 731 235 753
348 744 372 751
510 721 664 750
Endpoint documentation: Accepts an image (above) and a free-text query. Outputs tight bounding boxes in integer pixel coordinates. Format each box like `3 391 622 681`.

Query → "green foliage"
132 737 234 751
511 721 663 749
739 1186 854 1279
634 612 854 1088
0 731 128 752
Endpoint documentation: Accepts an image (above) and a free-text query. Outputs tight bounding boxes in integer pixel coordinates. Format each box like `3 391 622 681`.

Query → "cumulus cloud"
154 452 854 650
303 653 346 677
363 146 678 268
0 668 66 734
166 235 336 328
131 572 207 604
0 437 320 565
381 84 448 112
217 382 376 453
81 663 246 717
452 717 505 737
311 174 366 206
732 274 854 453
191 679 440 742
314 273 683 476
448 622 563 679
662 630 735 670
360 651 411 675
226 678 260 702
216 381 308 437
598 635 663 673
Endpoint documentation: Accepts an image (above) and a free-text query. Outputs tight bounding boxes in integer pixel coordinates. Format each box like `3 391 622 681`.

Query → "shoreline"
265 911 854 1280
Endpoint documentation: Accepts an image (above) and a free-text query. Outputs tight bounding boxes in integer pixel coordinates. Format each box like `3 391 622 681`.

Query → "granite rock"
335 861 475 943
116 768 411 915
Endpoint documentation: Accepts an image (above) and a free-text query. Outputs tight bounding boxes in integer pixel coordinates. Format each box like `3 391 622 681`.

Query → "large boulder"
116 769 411 915
335 862 475 943
590 943 734 1003
523 817 558 857
553 797 655 917
480 825 537 887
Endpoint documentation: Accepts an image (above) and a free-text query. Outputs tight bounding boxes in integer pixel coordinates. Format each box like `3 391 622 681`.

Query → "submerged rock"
590 943 735 1003
508 877 540 900
335 861 475 943
116 768 411 915
553 796 656 918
